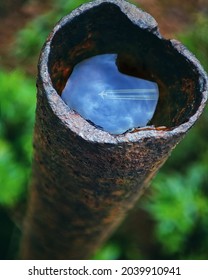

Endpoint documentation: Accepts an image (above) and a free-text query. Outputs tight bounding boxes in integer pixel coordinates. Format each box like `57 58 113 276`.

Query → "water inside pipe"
61 54 159 134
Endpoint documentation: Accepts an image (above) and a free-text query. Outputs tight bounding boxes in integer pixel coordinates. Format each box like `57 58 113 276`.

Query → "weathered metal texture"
20 0 207 259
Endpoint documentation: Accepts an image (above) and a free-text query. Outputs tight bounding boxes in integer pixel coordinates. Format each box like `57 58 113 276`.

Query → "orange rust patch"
112 190 125 197
103 207 122 225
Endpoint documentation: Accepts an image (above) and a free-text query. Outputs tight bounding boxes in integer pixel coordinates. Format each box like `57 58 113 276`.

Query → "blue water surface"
61 54 159 134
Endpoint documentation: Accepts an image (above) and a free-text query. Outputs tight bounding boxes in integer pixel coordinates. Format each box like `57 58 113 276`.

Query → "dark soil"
137 0 208 37
0 0 51 69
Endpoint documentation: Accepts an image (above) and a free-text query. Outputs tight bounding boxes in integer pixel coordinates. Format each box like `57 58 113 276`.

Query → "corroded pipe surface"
20 0 207 259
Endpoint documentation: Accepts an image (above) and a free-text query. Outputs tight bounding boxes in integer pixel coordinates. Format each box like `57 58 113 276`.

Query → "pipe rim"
38 0 208 144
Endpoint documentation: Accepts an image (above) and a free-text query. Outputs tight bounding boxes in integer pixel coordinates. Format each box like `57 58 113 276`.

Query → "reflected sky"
61 54 159 134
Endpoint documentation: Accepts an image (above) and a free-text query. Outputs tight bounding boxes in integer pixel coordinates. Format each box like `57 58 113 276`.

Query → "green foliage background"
0 0 208 259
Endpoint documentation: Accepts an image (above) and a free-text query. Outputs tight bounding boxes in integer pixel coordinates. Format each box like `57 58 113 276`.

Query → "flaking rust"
20 0 207 259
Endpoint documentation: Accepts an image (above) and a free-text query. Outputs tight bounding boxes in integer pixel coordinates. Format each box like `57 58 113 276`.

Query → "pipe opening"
48 2 203 132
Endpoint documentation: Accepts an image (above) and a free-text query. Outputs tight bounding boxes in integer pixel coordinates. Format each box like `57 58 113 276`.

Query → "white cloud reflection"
61 54 159 134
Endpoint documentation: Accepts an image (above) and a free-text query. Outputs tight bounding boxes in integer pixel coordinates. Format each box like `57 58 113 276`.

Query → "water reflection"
61 54 159 134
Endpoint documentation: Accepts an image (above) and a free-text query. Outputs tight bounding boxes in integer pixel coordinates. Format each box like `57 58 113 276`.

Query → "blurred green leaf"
143 163 208 255
93 242 121 260
0 69 36 206
178 14 208 71
0 139 26 206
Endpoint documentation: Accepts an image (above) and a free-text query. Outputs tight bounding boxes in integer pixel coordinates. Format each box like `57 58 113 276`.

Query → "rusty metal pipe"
20 0 207 259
